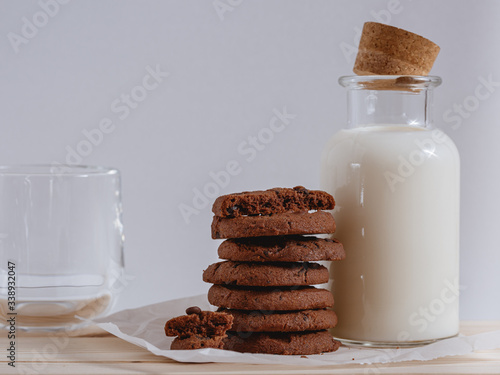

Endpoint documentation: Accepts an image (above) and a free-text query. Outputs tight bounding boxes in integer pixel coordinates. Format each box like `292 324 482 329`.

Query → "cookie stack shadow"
204 186 346 355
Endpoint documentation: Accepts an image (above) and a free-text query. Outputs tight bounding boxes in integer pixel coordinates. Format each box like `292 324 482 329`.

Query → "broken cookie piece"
164 306 233 350
171 335 226 350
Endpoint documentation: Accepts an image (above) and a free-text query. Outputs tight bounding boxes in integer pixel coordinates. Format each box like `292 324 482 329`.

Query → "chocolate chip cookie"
220 308 338 332
211 211 336 239
223 330 341 355
171 335 225 350
164 307 233 350
203 261 329 286
212 186 335 218
208 285 334 311
218 235 345 262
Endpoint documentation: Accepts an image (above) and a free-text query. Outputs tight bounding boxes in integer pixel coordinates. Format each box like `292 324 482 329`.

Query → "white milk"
321 125 460 344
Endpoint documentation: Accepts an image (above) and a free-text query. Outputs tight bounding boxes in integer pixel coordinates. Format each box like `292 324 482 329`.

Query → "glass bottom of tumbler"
0 293 112 332
335 333 459 348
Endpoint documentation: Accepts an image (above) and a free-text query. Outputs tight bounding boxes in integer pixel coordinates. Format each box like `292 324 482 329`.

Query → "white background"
1 0 499 320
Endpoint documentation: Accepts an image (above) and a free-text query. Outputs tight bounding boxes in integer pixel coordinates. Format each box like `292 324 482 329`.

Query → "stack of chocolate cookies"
204 186 345 355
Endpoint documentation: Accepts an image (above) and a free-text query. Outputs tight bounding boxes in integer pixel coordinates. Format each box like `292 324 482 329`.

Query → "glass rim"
339 75 442 90
0 164 119 177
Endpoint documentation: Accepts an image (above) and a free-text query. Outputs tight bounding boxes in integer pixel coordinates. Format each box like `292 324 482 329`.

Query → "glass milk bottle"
321 76 460 346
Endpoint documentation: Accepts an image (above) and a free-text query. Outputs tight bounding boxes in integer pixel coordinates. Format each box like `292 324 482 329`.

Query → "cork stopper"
353 22 440 76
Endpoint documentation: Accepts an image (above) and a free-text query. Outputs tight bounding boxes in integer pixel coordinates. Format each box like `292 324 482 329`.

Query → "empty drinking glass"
0 165 124 331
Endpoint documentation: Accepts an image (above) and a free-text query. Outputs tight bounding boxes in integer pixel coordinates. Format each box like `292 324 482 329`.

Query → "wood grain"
0 321 499 374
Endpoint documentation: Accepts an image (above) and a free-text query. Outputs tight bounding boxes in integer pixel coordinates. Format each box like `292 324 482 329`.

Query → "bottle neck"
340 76 441 129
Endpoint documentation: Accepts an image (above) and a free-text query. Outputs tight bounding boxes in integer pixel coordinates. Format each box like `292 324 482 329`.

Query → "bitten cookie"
220 308 338 332
208 285 334 311
212 186 335 217
165 309 233 338
164 307 233 350
218 235 345 262
171 335 225 350
223 330 341 355
203 261 329 286
211 211 336 239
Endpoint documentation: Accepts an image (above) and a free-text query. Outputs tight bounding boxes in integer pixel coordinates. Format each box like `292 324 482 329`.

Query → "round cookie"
223 330 341 355
208 285 334 311
220 308 338 332
171 335 225 350
218 235 345 262
212 186 335 218
211 211 336 239
203 261 329 286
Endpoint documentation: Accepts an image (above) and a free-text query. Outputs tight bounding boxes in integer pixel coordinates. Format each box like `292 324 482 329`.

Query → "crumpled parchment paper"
92 294 500 366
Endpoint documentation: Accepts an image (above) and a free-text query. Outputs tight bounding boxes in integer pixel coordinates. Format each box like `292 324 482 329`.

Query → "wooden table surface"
1 321 499 375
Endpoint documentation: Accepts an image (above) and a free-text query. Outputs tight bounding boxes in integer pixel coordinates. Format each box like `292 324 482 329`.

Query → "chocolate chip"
226 205 239 215
294 186 309 194
185 306 202 315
